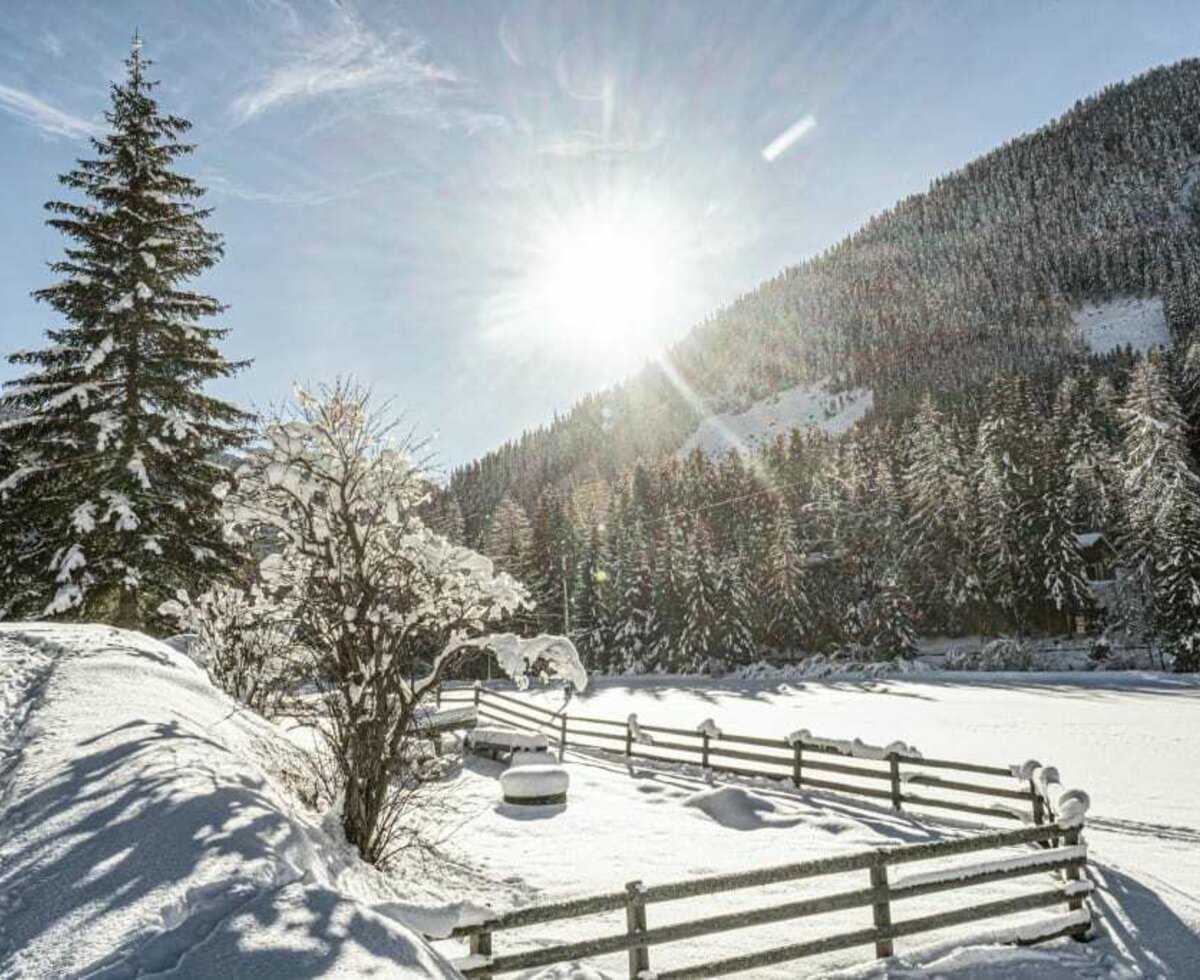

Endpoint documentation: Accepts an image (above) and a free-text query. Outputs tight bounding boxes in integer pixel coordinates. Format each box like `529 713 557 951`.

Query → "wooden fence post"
436 685 442 708
560 713 568 758
625 719 633 758
624 880 650 979
701 731 710 770
793 740 803 789
1061 825 1089 940
888 754 902 811
869 860 894 959
473 685 481 710
469 930 493 979
1030 781 1045 826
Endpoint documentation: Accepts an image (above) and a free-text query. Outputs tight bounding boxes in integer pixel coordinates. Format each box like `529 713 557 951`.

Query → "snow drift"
0 623 456 979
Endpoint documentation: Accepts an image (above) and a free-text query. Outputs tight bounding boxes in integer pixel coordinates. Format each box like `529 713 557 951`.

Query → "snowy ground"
4 626 1198 978
679 382 874 458
430 673 1200 977
0 623 457 979
1071 296 1171 355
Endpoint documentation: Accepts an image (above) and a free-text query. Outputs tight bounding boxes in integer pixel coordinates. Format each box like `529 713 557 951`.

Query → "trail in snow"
0 629 57 806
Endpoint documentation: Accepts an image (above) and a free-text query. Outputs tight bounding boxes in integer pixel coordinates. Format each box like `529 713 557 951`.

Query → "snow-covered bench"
466 726 551 763
500 764 569 805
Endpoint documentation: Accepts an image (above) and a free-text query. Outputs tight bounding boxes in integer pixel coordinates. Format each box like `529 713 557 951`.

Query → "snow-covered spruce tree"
0 40 249 626
903 395 985 633
1119 356 1200 667
676 522 722 671
761 506 814 653
220 382 584 864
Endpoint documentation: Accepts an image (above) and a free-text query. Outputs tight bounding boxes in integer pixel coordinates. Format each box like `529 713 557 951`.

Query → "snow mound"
1072 296 1171 355
680 381 873 457
0 623 455 979
682 785 817 832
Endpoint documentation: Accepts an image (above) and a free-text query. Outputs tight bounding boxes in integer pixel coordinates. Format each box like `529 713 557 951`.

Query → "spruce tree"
1120 355 1200 664
0 38 249 626
761 506 814 653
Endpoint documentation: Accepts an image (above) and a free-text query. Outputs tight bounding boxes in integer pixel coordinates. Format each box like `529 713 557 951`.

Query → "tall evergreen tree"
1120 355 1200 664
0 39 249 626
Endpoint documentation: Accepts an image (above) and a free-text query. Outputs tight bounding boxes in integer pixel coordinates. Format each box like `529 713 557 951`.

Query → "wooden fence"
433 686 1092 977
440 821 1090 978
440 686 1038 825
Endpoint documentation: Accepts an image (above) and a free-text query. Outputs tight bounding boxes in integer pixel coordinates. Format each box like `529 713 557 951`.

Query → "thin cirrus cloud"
230 13 482 129
0 83 96 139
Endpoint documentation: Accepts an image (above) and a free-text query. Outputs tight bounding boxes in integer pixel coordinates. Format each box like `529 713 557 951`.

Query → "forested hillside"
436 58 1200 669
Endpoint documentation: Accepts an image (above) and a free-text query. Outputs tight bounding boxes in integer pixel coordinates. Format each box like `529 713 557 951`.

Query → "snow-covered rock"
679 381 873 458
1072 296 1171 355
0 623 456 978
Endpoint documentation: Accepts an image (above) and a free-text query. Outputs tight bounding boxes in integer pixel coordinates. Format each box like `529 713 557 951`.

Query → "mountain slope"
450 58 1200 542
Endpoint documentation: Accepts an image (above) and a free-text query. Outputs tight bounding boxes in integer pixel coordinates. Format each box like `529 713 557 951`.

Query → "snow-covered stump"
499 764 569 806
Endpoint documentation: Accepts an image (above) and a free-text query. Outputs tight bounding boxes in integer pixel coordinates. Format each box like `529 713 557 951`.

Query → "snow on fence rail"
437 821 1090 978
439 686 1051 824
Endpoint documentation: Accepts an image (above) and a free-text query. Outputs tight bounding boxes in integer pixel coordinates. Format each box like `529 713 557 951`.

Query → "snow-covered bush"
944 637 1041 671
160 582 300 718
220 381 584 865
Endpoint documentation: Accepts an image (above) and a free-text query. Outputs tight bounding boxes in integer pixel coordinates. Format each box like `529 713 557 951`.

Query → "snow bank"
1072 296 1171 355
0 624 455 978
680 381 873 457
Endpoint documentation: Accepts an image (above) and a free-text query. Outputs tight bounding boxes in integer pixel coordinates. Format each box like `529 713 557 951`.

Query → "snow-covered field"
437 673 1200 977
680 382 874 457
0 624 457 979
5 625 1200 978
1072 296 1171 355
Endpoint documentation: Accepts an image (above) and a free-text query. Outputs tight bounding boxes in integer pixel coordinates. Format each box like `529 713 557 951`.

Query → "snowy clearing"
436 673 1200 977
1072 296 1172 355
4 626 1199 978
0 624 455 979
680 382 874 457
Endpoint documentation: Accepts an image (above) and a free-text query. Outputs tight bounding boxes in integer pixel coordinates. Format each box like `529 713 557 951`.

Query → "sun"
530 204 679 355
486 192 694 371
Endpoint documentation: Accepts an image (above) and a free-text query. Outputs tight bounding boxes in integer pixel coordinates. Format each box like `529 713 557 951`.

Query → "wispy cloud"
231 10 485 130
537 130 660 160
762 114 817 162
0 83 96 139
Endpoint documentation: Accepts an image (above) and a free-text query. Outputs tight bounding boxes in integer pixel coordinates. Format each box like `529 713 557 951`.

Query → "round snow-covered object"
500 765 569 805
1055 788 1091 825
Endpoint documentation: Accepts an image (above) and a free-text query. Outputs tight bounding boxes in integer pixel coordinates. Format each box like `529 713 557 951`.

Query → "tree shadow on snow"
0 719 452 978
1087 861 1200 977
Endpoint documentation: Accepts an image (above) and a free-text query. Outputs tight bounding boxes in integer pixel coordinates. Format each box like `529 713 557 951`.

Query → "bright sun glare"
488 193 694 371
532 206 679 354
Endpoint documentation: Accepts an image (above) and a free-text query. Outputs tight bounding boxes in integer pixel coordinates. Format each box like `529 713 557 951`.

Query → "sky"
2 1 1200 471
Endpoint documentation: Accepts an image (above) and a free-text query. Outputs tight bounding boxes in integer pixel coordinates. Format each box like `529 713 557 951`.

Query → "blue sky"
2 1 1200 470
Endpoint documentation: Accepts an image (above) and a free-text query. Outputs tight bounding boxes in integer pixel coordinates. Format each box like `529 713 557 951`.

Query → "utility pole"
561 553 571 636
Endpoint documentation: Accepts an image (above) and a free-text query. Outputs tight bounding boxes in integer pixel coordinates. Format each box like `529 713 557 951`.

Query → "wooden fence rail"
441 687 1034 824
440 821 1089 978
